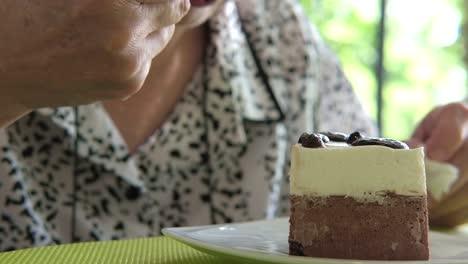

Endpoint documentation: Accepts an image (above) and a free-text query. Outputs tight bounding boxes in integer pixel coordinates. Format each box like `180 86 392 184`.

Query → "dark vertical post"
461 1 468 101
376 0 387 136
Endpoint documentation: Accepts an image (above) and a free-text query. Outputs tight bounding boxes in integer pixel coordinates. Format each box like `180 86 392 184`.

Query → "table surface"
0 236 241 264
1 226 467 264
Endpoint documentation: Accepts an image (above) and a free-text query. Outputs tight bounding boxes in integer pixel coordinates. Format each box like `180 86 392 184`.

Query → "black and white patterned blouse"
0 0 376 251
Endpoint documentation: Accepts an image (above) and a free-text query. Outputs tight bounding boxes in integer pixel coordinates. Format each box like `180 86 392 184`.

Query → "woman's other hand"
407 102 468 227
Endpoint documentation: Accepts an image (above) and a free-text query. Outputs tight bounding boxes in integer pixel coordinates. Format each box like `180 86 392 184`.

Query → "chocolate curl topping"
347 131 364 144
352 138 409 149
319 131 348 142
298 133 326 148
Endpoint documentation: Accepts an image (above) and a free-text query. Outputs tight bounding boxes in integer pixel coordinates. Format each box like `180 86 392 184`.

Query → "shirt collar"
36 106 144 189
36 0 284 189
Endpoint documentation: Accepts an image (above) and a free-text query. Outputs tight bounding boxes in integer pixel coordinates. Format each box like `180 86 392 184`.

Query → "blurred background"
299 0 468 140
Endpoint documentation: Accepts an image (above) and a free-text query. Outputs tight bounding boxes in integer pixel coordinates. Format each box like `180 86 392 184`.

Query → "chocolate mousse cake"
289 132 429 260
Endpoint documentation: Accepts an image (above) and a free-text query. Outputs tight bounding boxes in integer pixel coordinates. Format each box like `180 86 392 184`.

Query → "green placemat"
4 227 466 264
0 237 239 264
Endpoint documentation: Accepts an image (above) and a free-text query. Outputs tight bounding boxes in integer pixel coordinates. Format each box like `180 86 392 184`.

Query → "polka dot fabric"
0 0 376 251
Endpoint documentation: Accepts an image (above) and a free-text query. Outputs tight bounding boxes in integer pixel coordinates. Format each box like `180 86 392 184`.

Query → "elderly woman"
0 0 466 251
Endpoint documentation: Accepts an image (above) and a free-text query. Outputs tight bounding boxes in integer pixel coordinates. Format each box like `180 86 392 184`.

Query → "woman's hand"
0 0 190 126
407 102 468 227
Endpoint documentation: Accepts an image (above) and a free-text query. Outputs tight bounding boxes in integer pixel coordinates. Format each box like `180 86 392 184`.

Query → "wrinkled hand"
0 0 190 125
407 102 468 227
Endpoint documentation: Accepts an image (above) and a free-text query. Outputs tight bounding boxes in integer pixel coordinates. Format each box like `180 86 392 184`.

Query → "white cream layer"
290 144 427 200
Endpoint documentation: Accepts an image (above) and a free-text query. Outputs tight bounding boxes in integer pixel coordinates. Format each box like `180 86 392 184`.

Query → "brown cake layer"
289 194 429 260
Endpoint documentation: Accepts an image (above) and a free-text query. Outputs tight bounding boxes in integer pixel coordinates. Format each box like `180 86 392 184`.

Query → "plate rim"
162 218 467 264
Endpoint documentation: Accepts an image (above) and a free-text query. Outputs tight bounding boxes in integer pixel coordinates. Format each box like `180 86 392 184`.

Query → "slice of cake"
288 132 429 260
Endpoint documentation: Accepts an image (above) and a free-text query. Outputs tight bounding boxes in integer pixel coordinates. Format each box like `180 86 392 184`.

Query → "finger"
411 120 429 143
424 118 465 161
133 0 190 31
86 59 152 101
426 103 468 161
144 25 175 59
404 138 424 149
411 106 443 142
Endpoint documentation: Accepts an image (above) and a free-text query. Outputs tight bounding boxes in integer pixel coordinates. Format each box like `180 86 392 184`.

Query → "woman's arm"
0 0 190 128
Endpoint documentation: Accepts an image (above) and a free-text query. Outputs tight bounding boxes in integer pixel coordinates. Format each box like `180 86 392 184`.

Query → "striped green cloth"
0 237 238 264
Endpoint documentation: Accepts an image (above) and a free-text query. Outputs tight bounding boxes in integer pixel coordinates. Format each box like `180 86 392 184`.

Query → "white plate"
163 218 468 264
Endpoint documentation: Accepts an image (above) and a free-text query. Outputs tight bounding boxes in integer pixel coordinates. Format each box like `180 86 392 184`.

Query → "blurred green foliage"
300 0 467 139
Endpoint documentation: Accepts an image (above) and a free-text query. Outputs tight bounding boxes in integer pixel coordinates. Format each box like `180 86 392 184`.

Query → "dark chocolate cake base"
289 194 429 260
